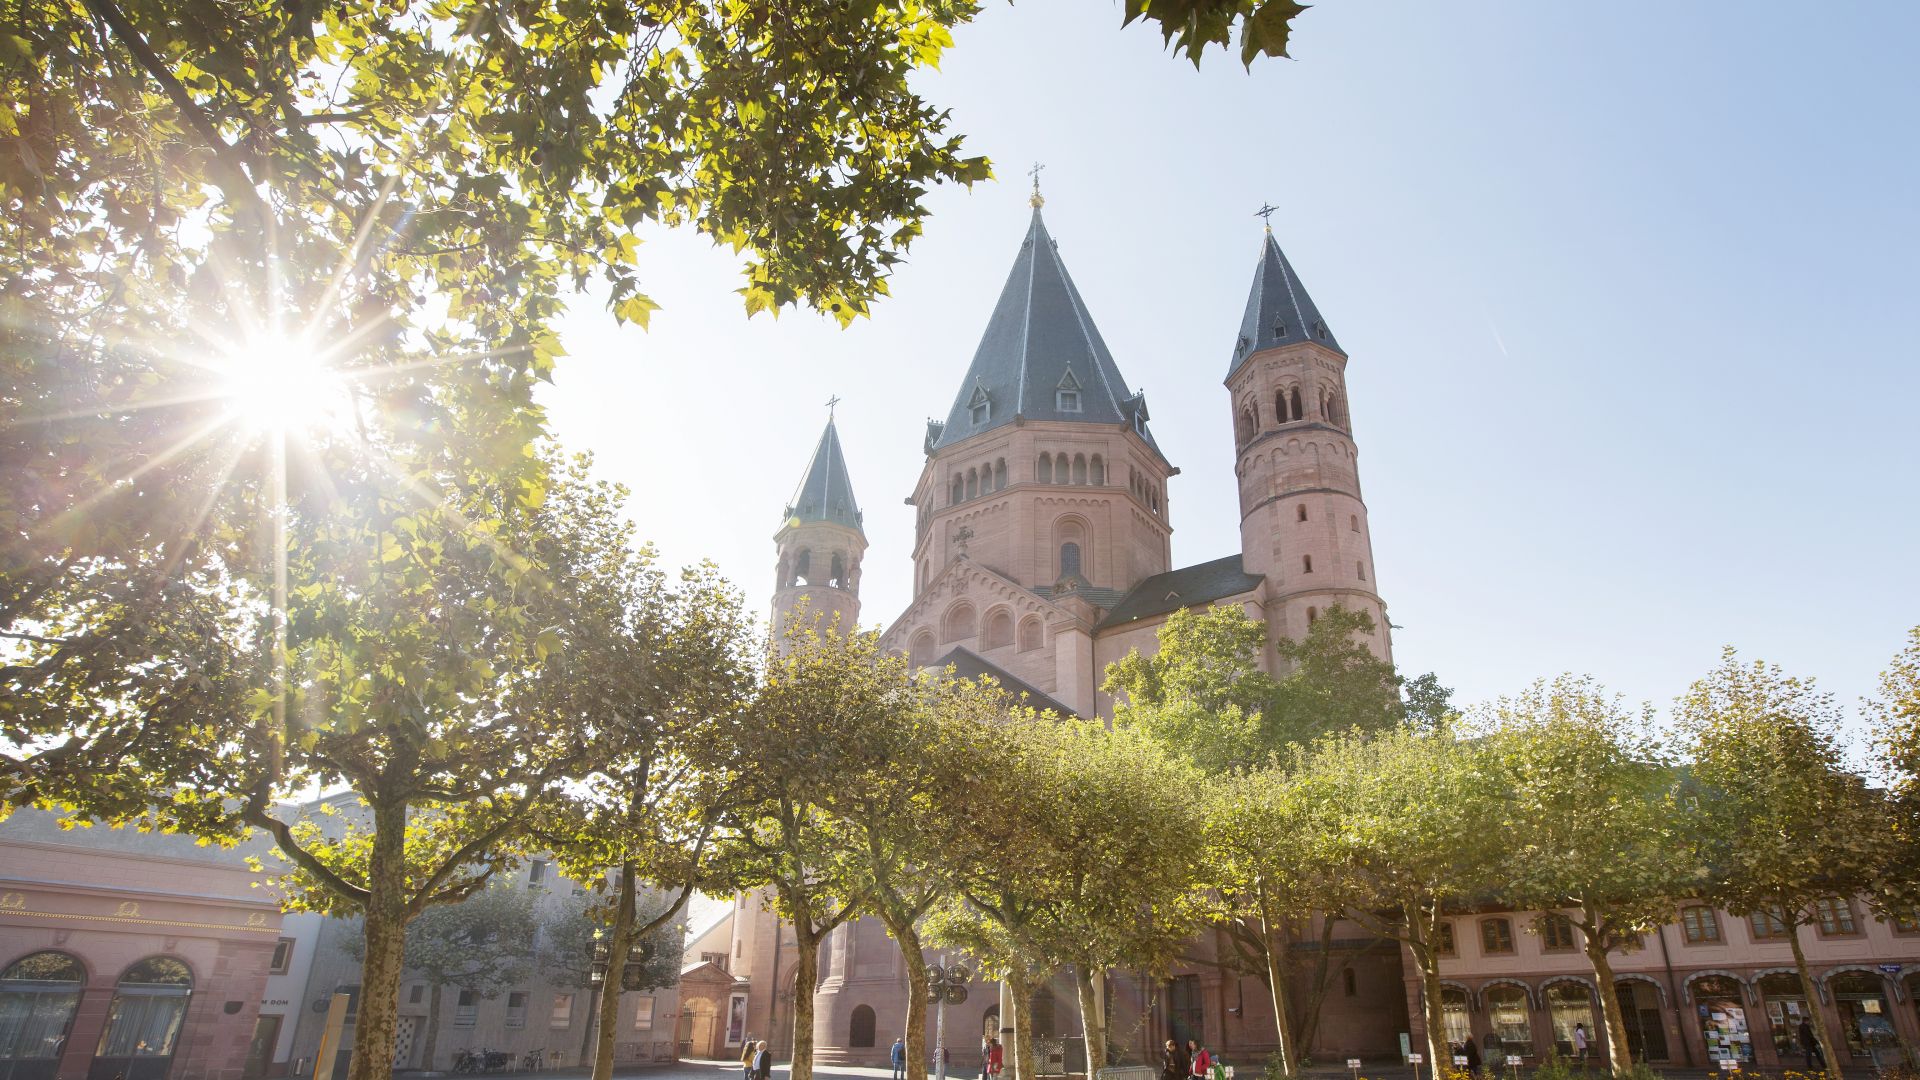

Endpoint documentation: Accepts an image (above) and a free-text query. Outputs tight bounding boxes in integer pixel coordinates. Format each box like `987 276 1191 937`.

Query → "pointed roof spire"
1227 225 1344 377
784 415 863 535
931 206 1159 453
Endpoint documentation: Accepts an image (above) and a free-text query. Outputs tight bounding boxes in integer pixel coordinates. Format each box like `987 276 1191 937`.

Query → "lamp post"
927 959 971 1080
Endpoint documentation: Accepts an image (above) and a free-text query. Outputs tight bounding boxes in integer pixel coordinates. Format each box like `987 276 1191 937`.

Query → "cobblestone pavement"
422 1060 1892 1080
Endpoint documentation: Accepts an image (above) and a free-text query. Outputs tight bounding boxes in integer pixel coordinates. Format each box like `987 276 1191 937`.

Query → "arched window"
1484 985 1532 1057
1235 407 1253 444
1018 617 1043 652
942 602 976 643
792 549 811 586
96 957 193 1070
1059 542 1082 579
909 630 935 667
919 560 931 592
849 1004 876 1048
1440 987 1472 1050
1090 455 1104 485
950 476 963 505
1037 453 1053 484
1072 454 1087 485
1357 562 1366 581
1306 606 1318 626
1296 504 1308 523
829 553 846 588
1328 393 1344 427
965 469 977 500
1 951 85 1073
984 610 1014 650
1302 554 1313 573
1290 387 1304 422
1276 390 1290 425
1350 514 1359 532
994 459 1007 490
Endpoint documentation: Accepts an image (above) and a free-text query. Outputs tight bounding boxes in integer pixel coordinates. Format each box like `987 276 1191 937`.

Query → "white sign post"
1409 1050 1424 1080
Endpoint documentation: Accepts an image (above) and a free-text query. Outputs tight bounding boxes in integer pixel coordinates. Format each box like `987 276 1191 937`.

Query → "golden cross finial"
1255 202 1280 232
1028 162 1046 209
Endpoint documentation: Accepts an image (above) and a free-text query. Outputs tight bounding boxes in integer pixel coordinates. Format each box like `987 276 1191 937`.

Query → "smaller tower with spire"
773 412 866 637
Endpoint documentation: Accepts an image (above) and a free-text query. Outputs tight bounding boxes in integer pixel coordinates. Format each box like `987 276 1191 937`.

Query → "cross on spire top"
1028 162 1046 209
1255 202 1280 232
825 394 841 415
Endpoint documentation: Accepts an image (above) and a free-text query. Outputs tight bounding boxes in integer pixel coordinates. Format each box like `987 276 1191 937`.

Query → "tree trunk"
577 985 601 1067
1580 913 1631 1075
592 863 637 1080
791 923 822 1080
1293 917 1341 1064
1008 960 1036 1080
1407 911 1448 1072
347 802 409 1080
421 984 444 1072
888 916 931 1080
1788 922 1841 1079
1260 913 1298 1078
1075 965 1108 1079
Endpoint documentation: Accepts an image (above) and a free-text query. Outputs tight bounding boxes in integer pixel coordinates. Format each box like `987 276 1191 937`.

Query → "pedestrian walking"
1572 1023 1589 1063
1799 1020 1825 1070
741 1040 758 1080
1462 1039 1480 1074
753 1041 772 1080
893 1038 907 1080
1187 1040 1212 1080
987 1038 1004 1079
981 1036 993 1080
1161 1040 1185 1080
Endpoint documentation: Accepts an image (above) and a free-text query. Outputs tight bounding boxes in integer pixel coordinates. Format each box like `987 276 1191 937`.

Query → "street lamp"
927 959 971 1080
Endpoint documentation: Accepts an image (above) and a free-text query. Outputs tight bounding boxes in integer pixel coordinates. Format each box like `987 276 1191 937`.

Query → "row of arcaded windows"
780 548 851 590
1129 470 1163 515
1423 898 1895 960
950 457 1009 505
1036 451 1105 486
1235 383 1347 447
908 608 1044 664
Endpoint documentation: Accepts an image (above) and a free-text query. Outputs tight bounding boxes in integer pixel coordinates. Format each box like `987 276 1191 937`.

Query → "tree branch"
242 804 372 906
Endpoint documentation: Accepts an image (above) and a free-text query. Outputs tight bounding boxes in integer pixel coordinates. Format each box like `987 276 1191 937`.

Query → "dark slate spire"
1227 230 1344 377
931 209 1157 452
784 417 863 534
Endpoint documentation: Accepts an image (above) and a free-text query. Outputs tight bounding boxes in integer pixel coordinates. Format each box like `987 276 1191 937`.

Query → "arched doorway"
849 1005 877 1049
0 952 85 1080
1756 974 1814 1067
1614 979 1668 1063
90 958 192 1080
1690 976 1752 1064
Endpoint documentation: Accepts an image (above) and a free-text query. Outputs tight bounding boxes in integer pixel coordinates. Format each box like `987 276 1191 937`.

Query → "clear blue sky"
540 1 1920 738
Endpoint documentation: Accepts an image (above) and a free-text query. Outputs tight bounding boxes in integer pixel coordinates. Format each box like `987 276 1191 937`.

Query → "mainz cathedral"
694 193 1407 1067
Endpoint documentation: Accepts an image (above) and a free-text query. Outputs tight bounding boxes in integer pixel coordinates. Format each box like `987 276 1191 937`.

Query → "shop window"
1546 983 1596 1058
1682 905 1722 943
1757 973 1812 1064
1481 917 1515 955
551 993 574 1029
269 937 295 974
1829 972 1895 1058
97 957 194 1063
506 991 528 1029
1691 976 1752 1063
1748 907 1791 940
1814 897 1858 936
1485 986 1532 1057
1440 987 1471 1049
1540 913 1576 951
0 951 85 1071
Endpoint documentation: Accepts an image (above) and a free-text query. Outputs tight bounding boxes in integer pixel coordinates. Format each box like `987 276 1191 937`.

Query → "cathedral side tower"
1226 229 1392 663
772 416 866 636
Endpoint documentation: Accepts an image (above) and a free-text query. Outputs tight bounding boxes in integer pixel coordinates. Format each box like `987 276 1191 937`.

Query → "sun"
218 332 353 437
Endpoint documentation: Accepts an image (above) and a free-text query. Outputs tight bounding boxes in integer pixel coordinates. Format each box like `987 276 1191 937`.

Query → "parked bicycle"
520 1048 545 1071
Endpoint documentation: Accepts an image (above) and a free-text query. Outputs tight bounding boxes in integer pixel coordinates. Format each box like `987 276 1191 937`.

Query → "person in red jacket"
1187 1040 1212 1080
986 1039 1004 1079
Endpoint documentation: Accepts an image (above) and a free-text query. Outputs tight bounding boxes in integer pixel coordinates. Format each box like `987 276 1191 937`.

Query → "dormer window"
967 384 991 426
1056 368 1082 413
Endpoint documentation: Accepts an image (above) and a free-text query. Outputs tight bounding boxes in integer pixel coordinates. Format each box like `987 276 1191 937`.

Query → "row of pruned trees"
1115 605 1920 1079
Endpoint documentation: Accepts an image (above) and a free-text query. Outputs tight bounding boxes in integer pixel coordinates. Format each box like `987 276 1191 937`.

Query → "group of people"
1161 1038 1222 1080
738 1040 772 1080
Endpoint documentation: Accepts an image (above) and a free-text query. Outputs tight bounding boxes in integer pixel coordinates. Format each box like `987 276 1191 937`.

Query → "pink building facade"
0 809 286 1080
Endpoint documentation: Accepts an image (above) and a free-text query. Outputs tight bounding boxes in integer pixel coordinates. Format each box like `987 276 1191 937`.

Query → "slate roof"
933 646 1076 717
1094 554 1265 631
784 417 863 534
1226 231 1344 379
932 209 1158 453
